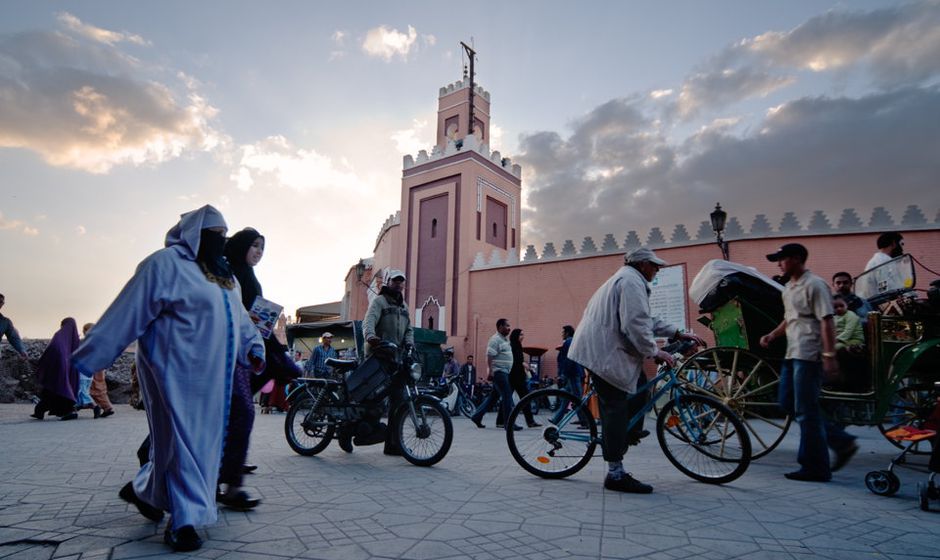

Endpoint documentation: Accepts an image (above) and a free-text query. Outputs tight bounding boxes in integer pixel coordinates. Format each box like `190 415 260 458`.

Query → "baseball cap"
625 247 668 266
766 243 808 262
322 332 334 338
387 269 407 281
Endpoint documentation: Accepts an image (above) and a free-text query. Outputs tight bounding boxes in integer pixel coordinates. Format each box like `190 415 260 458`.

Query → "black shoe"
527 421 543 428
119 482 164 521
99 408 115 418
832 443 859 472
242 464 258 474
93 406 101 419
604 474 653 494
626 429 651 446
383 445 402 456
784 470 831 482
471 417 485 429
337 425 354 453
59 412 78 421
29 412 44 420
218 490 260 511
510 424 523 431
164 524 203 552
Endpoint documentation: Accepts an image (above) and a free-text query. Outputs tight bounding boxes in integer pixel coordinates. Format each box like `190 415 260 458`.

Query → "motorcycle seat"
326 358 359 372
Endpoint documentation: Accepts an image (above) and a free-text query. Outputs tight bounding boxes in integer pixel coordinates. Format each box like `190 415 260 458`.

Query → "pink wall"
416 194 449 329
462 230 940 381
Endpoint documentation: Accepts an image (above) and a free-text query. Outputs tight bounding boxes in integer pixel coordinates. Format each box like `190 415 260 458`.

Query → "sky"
1 1 938 337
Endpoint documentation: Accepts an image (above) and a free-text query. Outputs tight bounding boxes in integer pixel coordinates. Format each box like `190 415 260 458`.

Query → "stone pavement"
0 403 938 560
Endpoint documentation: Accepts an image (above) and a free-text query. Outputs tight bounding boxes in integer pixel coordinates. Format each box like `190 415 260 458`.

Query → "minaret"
398 52 522 347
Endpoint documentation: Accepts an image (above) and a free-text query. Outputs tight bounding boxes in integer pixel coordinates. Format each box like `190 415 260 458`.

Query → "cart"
667 255 940 460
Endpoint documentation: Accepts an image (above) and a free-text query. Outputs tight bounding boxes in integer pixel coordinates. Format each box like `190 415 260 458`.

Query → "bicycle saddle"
325 358 358 371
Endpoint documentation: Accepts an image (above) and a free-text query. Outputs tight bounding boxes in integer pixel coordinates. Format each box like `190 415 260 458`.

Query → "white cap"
387 269 407 281
624 247 668 266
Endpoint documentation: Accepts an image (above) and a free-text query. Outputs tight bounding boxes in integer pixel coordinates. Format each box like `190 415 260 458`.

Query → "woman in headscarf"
217 227 267 510
30 317 80 421
507 328 540 429
73 205 264 553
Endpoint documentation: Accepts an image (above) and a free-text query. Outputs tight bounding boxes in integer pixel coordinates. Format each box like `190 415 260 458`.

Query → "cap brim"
766 252 783 262
650 257 668 266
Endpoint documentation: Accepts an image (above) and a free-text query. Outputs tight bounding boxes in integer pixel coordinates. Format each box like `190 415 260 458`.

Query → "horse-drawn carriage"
665 255 940 464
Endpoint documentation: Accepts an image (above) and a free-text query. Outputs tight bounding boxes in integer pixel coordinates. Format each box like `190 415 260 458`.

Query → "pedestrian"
864 232 904 271
440 347 459 384
569 248 705 494
30 317 81 421
469 318 517 430
72 205 265 552
459 355 475 390
358 269 414 455
217 227 272 510
507 329 540 428
551 325 587 425
0 293 29 361
82 323 115 418
760 243 858 482
305 332 338 377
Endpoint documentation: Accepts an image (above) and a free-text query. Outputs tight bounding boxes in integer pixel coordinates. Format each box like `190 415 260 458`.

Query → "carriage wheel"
671 347 791 460
878 380 938 455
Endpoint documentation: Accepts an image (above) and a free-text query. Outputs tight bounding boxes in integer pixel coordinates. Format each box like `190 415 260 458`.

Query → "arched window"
428 316 434 329
431 218 437 238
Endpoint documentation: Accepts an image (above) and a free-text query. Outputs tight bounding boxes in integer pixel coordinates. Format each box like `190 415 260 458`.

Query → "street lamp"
355 259 366 282
710 203 730 260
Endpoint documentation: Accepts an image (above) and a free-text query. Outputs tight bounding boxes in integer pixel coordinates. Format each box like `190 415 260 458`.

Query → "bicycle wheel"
285 395 335 456
656 394 751 484
506 389 598 479
397 395 453 467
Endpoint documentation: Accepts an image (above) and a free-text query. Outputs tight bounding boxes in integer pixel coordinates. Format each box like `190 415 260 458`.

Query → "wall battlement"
402 133 522 178
438 77 491 100
471 205 940 270
374 210 401 250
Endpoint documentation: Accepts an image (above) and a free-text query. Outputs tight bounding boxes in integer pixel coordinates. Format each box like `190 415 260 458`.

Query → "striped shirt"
486 332 513 373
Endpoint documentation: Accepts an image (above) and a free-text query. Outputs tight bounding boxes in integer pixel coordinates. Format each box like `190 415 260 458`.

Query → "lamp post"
710 203 730 260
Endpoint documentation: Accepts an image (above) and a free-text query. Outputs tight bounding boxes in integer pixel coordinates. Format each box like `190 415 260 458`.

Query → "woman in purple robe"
30 317 80 421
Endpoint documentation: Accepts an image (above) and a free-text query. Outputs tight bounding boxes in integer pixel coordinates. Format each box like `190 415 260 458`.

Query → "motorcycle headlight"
410 362 422 381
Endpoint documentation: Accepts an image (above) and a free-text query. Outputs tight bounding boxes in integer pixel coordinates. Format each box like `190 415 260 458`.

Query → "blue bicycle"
505 343 752 484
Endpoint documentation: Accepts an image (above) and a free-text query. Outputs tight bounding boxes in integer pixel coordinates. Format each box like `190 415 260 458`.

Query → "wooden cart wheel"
878 380 937 455
670 347 791 460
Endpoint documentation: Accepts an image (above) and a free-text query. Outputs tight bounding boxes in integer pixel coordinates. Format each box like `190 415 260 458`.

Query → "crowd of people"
0 204 927 552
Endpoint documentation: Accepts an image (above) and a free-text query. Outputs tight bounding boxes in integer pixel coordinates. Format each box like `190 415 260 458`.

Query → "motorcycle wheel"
459 394 476 417
396 395 453 467
285 396 334 456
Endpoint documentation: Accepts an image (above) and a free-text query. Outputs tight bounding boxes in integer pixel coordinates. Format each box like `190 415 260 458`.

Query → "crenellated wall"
473 205 940 270
402 133 522 179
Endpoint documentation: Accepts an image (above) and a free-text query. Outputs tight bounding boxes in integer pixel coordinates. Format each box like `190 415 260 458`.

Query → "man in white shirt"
864 232 904 271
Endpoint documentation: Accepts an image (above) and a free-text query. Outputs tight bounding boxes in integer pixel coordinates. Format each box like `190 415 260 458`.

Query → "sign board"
649 264 688 332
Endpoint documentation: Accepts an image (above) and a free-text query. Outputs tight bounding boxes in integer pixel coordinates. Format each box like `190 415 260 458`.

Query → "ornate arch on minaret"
415 296 445 332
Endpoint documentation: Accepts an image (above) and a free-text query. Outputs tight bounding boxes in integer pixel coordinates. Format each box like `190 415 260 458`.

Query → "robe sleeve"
2 320 26 355
618 276 661 359
72 254 167 377
235 302 264 369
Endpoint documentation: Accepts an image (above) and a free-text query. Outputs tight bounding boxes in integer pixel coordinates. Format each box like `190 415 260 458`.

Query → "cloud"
517 87 940 245
0 29 222 173
231 135 367 194
0 211 39 236
361 25 418 61
76 225 86 235
668 1 940 119
390 118 430 155
331 30 346 44
56 12 149 46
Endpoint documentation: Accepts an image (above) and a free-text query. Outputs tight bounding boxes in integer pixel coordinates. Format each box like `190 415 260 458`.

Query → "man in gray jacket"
569 248 704 493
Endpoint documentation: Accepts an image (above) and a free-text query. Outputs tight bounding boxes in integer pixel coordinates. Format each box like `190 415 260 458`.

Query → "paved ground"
0 403 938 560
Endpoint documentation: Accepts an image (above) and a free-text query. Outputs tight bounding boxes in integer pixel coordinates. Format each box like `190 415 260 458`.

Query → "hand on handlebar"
654 350 676 368
678 332 707 348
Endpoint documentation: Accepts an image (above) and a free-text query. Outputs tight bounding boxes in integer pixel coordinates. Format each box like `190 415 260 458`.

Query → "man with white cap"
305 331 338 377
569 247 704 493
361 268 414 455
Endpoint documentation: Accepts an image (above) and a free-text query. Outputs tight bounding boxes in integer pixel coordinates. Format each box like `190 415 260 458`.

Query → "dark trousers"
508 371 535 425
220 366 255 487
384 376 405 451
471 370 513 425
594 373 648 463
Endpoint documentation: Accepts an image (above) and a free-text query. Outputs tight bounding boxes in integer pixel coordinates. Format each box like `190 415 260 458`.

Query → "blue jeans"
778 359 855 477
471 370 514 425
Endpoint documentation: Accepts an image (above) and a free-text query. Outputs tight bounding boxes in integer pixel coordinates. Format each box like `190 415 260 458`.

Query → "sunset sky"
2 1 938 337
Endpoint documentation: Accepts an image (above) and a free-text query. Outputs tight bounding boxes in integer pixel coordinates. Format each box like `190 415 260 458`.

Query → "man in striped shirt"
304 332 338 376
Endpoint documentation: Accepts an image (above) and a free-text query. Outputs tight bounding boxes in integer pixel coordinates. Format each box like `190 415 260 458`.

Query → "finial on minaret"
460 40 477 135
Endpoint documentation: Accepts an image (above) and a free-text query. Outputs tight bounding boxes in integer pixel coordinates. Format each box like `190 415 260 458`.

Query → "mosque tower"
397 71 522 343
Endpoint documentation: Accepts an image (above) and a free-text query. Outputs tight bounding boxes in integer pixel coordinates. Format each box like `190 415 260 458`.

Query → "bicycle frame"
551 366 689 445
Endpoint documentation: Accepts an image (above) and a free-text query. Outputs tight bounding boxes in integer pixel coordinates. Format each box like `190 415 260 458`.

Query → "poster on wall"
649 264 687 333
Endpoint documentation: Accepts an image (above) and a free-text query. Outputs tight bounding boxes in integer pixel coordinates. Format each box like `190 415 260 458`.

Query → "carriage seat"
325 358 358 372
